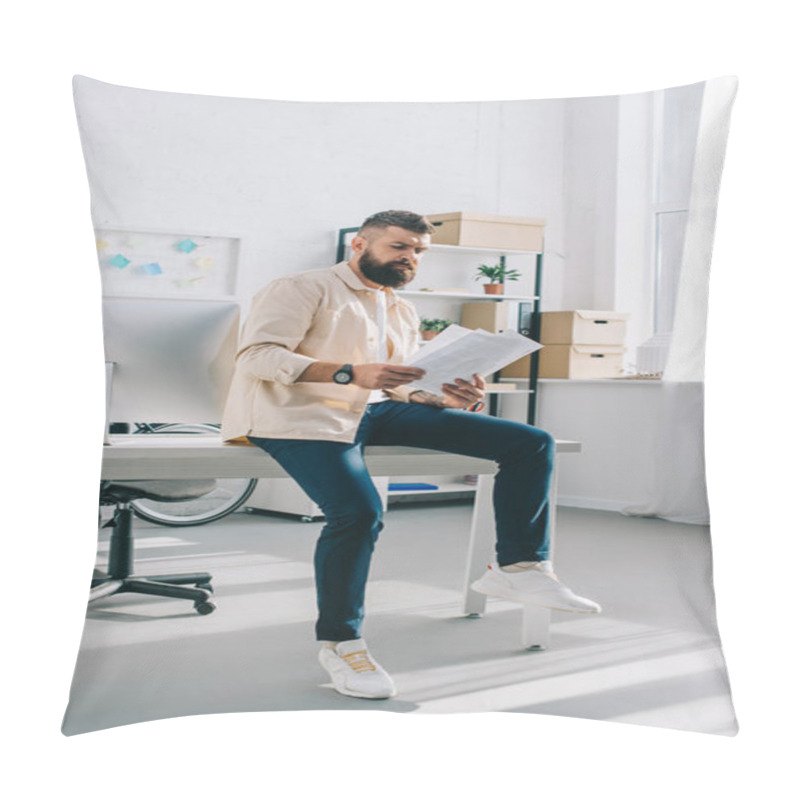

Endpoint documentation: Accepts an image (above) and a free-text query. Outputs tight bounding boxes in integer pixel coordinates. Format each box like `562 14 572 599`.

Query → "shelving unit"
335 223 546 507
388 477 477 499
401 289 536 301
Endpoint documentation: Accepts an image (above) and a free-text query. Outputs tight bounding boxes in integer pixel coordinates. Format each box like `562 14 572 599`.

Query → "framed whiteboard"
96 228 240 299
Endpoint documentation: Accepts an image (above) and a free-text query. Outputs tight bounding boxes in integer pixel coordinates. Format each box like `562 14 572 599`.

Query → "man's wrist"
297 361 349 383
410 389 446 408
332 363 354 385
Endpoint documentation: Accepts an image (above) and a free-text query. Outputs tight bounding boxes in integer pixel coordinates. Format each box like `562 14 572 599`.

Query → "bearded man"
222 210 600 699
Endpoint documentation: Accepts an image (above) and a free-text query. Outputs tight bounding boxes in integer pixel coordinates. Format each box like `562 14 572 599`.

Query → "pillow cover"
62 75 738 736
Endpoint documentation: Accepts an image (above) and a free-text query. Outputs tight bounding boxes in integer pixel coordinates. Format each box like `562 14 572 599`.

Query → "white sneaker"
471 561 601 614
318 639 397 699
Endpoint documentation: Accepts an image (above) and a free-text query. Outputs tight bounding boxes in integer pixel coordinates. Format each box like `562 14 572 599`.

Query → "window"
651 83 704 335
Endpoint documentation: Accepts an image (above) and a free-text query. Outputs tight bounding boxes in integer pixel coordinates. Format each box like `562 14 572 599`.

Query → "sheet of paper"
405 324 542 394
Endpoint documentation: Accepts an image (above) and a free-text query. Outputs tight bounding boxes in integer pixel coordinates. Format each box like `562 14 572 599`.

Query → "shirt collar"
332 261 399 307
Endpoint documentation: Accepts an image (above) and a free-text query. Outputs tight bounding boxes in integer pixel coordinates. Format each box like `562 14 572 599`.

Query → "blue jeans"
249 400 554 641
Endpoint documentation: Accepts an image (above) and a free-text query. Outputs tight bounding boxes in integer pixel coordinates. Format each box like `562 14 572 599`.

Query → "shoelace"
341 650 377 673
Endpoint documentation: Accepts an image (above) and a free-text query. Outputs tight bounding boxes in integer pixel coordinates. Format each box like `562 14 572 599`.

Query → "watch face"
333 366 352 384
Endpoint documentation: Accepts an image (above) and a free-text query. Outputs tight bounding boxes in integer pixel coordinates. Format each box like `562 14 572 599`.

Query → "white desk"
102 435 580 648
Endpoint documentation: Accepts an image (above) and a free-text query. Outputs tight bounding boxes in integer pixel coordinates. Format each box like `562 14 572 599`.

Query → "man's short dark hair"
358 210 435 237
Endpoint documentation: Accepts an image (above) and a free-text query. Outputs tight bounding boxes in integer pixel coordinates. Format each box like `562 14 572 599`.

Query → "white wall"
614 91 656 358
559 95 620 311
74 78 568 315
75 77 673 332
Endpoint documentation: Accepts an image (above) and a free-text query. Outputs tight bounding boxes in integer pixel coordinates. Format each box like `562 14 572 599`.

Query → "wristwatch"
332 363 354 385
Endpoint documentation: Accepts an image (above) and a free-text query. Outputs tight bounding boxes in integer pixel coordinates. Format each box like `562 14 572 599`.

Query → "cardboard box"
426 212 546 251
538 344 625 379
540 310 629 345
459 300 534 335
500 355 534 379
501 344 625 380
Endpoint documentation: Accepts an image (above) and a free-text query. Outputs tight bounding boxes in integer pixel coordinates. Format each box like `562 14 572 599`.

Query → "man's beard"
358 248 416 288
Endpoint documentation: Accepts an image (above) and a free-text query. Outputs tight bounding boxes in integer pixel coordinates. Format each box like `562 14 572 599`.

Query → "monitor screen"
102 298 240 424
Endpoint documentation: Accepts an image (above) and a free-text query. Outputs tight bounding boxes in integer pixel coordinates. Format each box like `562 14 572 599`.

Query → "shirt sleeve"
234 278 320 385
384 385 416 403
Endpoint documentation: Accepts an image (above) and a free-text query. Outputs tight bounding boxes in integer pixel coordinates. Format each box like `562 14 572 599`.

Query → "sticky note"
176 276 206 289
176 238 198 253
95 239 110 252
109 254 131 269
194 257 215 270
142 262 163 275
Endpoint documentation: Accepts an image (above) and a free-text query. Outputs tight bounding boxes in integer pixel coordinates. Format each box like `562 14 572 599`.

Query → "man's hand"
411 373 487 410
352 363 426 390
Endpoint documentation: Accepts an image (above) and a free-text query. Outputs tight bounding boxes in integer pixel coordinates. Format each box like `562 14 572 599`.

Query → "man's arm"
299 361 425 390
235 278 320 384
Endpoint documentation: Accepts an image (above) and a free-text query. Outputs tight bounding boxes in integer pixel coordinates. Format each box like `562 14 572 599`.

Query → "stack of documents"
405 324 542 394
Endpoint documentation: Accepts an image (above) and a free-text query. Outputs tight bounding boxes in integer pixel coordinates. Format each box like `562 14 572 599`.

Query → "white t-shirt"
367 287 389 404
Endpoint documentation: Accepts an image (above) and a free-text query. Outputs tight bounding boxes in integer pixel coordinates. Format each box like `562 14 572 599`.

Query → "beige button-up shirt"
221 262 421 444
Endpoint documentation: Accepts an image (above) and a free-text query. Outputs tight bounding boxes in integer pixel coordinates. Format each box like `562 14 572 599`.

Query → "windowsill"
537 377 663 385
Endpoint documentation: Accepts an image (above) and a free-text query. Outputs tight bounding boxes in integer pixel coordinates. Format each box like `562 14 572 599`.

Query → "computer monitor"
102 298 240 424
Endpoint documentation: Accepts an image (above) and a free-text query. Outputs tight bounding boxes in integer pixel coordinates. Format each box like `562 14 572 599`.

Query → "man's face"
355 225 431 288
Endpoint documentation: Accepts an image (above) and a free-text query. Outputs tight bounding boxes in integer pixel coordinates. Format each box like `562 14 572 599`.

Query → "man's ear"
350 234 367 256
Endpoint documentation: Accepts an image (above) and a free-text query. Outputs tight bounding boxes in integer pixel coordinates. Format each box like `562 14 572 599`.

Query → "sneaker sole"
319 653 397 699
329 683 397 700
471 577 601 614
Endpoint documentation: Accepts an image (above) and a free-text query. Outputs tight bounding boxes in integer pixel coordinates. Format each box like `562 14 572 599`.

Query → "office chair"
91 479 219 615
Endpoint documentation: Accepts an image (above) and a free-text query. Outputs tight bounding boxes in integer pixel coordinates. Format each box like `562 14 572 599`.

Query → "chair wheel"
196 582 214 594
194 600 216 615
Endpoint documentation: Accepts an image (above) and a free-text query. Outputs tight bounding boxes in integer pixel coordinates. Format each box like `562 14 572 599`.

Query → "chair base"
91 502 217 615
90 571 216 615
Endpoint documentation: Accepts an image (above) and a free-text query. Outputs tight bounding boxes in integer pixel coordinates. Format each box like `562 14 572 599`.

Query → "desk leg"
521 459 559 649
521 607 551 649
462 459 561 649
462 474 495 616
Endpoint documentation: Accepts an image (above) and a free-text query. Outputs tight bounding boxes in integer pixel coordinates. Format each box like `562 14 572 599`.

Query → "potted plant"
474 257 521 295
419 318 454 341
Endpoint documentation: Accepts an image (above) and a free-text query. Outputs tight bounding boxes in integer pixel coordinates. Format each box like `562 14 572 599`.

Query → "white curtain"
624 77 738 524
